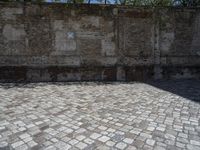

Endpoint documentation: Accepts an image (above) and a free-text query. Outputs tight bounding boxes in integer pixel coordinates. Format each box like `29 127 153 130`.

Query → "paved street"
0 80 200 150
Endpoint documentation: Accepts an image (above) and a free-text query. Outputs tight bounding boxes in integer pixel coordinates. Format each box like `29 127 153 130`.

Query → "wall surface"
0 2 200 82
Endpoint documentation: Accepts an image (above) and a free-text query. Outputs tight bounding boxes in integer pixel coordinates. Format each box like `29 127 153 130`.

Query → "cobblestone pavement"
0 80 200 150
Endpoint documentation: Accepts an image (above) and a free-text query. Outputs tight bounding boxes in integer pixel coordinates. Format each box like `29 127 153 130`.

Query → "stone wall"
0 2 200 82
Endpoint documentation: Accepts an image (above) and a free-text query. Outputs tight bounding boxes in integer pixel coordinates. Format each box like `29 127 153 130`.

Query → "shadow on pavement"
0 79 199 103
146 79 200 103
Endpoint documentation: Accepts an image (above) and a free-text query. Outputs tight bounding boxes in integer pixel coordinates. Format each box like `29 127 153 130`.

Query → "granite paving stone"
0 80 200 149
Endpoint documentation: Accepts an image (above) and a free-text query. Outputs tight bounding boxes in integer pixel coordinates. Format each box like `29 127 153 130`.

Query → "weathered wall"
159 8 200 79
0 2 200 82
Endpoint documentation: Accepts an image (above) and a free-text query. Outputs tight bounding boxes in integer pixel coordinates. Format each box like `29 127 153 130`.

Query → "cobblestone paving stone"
0 80 200 150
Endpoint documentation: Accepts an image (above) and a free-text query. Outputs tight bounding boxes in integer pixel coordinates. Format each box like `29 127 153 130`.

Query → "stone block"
26 19 52 55
53 20 64 31
101 39 115 56
79 39 101 56
119 17 154 57
3 24 25 41
117 67 126 81
1 7 23 20
57 72 81 81
102 68 116 81
160 32 174 55
54 31 76 52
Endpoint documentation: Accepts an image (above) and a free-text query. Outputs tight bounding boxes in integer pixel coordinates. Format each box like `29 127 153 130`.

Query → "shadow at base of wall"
0 79 199 103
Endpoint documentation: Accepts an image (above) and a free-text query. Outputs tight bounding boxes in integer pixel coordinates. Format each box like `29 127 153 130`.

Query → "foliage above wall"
0 0 199 6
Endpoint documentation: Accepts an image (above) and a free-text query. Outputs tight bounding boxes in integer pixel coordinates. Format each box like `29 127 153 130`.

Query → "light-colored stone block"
3 24 26 41
1 8 23 20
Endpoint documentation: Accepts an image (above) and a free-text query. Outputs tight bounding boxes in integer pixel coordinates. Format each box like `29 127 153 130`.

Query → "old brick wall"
0 2 199 82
